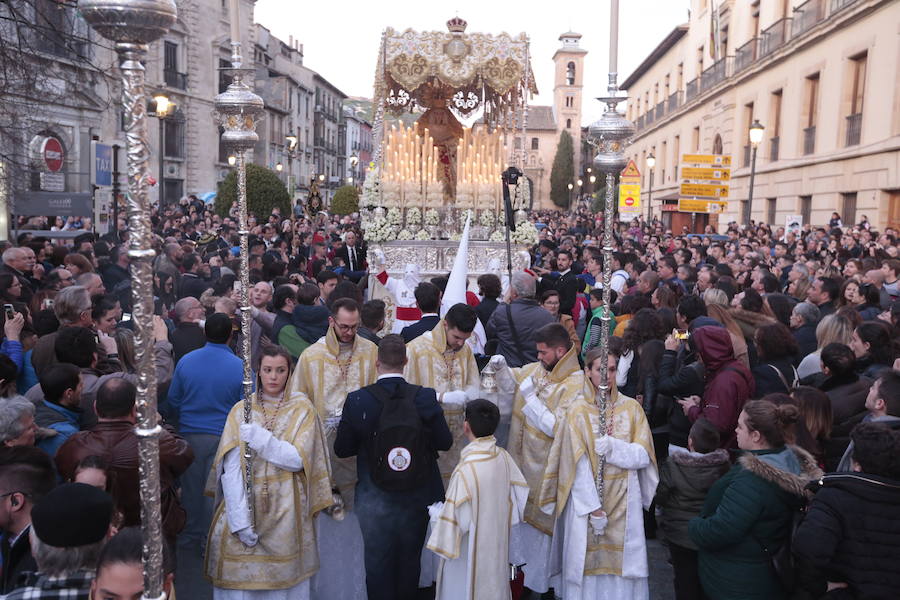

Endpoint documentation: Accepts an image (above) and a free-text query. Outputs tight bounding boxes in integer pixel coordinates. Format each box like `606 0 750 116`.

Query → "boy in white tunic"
427 399 529 600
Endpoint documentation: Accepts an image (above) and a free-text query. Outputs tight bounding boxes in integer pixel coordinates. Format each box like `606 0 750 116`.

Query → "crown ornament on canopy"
447 16 467 33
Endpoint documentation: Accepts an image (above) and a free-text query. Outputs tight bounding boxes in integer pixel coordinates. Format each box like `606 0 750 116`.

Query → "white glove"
489 355 507 369
594 435 612 457
236 526 259 547
441 390 468 407
589 512 608 536
518 377 537 402
240 423 273 452
427 501 445 521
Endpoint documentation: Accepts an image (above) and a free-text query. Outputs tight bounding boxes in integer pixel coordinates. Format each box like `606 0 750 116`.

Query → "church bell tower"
553 32 587 183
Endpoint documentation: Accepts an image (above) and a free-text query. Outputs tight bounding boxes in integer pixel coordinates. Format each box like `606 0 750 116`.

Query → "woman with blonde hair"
706 303 749 367
701 287 729 308
788 277 811 303
796 313 854 379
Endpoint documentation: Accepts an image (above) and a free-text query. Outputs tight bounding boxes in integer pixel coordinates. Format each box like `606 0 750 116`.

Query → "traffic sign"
619 183 642 214
92 142 114 187
680 183 730 198
620 160 641 181
681 167 731 181
681 154 731 166
41 137 64 172
678 198 728 213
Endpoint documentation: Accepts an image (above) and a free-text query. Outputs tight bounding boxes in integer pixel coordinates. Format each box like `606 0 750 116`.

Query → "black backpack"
366 382 432 492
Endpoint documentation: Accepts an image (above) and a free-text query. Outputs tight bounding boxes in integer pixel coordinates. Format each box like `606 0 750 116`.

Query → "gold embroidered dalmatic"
405 320 481 482
205 393 333 590
506 346 587 534
288 327 378 507
540 388 657 576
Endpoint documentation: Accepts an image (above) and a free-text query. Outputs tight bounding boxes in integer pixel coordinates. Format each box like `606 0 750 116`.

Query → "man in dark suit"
335 334 451 600
178 254 212 300
0 446 57 593
358 299 385 346
334 230 367 283
552 249 581 316
400 282 441 343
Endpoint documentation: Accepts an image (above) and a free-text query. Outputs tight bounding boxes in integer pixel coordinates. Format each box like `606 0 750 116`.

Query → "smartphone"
42 298 54 310
4 304 14 321
121 313 132 322
674 329 690 340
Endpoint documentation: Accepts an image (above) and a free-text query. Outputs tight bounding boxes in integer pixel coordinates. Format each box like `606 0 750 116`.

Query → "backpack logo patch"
387 447 411 471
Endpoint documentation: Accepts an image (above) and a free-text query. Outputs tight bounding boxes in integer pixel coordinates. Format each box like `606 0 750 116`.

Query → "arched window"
712 133 723 154
566 61 576 85
566 118 572 129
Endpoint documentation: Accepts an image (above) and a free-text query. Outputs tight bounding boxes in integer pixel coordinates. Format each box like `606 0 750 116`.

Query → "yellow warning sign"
620 160 641 181
678 198 729 213
679 183 730 198
681 167 731 181
619 183 642 213
681 154 732 166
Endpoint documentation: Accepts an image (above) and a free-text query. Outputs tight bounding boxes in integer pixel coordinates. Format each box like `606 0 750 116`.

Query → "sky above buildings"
255 0 689 125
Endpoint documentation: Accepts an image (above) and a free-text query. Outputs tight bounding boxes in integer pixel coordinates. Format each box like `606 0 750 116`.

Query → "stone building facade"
622 0 900 232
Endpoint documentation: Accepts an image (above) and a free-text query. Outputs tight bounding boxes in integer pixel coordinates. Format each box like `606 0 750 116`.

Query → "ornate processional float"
363 17 539 284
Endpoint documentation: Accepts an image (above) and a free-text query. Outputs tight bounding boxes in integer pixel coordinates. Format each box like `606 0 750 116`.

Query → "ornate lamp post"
147 93 172 207
646 152 656 222
214 0 266 528
586 0 635 513
77 1 177 597
745 119 765 226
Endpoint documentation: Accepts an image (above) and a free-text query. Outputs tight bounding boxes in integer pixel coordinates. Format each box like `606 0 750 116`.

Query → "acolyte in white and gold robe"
204 392 333 596
503 345 588 593
287 327 377 600
427 436 529 600
540 389 658 600
405 320 481 483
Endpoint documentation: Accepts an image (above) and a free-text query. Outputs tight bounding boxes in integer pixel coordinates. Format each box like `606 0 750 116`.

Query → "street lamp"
745 119 765 226
147 93 173 207
646 152 656 222
275 162 283 172
567 182 574 209
227 155 236 166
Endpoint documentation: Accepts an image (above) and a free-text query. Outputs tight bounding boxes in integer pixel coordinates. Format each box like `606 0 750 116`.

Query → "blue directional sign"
93 142 113 187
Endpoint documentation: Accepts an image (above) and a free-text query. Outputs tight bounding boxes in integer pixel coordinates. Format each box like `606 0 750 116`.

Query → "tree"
215 163 290 219
330 185 359 215
549 130 574 209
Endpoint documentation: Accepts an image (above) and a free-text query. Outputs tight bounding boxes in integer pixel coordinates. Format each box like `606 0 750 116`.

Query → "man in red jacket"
676 326 755 448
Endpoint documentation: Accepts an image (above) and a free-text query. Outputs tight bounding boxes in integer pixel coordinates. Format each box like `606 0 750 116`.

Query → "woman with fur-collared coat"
689 400 822 600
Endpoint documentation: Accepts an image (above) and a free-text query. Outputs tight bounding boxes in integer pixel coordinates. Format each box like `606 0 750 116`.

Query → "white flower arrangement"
510 220 538 246
362 166 380 207
363 216 396 243
489 229 506 242
386 207 402 225
424 208 440 226
458 209 474 226
498 210 506 225
415 229 431 240
396 228 414 240
405 206 422 225
479 210 495 227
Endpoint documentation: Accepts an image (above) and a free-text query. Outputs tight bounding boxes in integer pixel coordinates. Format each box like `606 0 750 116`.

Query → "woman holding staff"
205 346 333 599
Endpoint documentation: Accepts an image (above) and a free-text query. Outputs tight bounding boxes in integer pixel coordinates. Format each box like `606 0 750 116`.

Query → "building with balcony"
313 74 347 201
253 25 316 202
622 0 900 232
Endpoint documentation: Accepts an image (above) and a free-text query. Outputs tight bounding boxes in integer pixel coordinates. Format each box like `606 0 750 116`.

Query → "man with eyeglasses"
0 446 56 593
288 297 378 600
43 268 74 291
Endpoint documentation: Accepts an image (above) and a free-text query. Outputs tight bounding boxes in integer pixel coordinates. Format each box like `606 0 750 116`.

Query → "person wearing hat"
3 482 113 599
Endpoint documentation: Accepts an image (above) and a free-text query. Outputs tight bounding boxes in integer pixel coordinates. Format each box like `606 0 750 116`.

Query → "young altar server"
427 399 529 600
539 347 659 600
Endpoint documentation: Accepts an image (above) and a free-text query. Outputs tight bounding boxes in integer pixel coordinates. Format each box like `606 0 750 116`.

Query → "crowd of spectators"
0 196 897 598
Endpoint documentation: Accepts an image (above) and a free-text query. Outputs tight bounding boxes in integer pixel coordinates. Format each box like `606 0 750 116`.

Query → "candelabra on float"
77 1 177 597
